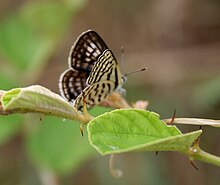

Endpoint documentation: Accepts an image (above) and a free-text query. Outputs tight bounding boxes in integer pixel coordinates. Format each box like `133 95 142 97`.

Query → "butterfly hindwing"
59 69 88 101
73 81 115 110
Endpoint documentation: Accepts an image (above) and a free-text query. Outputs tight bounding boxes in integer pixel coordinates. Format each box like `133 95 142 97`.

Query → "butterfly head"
122 75 127 84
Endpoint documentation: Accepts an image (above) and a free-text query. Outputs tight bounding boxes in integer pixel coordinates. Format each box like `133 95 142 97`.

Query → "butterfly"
59 30 126 111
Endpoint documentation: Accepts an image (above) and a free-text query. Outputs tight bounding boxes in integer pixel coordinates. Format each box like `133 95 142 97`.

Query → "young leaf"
88 109 202 155
1 85 77 120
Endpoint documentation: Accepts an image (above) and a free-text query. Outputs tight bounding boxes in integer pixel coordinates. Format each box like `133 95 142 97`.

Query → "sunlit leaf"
88 109 202 155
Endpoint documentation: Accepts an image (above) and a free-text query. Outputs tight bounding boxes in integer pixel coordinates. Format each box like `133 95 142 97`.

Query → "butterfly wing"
73 81 115 110
60 30 109 101
87 49 123 89
68 30 109 73
60 30 125 110
59 69 88 101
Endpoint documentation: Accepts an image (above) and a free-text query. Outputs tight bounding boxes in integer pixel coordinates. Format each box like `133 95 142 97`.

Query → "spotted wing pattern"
74 81 115 110
73 50 124 110
59 30 109 102
59 30 124 110
87 49 122 89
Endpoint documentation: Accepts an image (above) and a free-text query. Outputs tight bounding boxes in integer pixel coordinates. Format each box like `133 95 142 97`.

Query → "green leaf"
26 116 95 173
2 88 20 107
1 85 77 120
88 109 202 155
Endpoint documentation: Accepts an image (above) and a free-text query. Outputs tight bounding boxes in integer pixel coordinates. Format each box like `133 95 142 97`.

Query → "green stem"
192 147 220 167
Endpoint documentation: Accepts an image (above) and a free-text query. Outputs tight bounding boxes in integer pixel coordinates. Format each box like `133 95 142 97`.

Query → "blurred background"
0 0 220 184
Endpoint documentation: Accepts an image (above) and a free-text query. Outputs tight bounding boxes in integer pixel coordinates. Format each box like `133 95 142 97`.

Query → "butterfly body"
59 30 125 110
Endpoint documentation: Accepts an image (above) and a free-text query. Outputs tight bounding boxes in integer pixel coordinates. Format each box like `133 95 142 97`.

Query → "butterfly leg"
79 92 93 136
80 123 84 136
82 94 90 119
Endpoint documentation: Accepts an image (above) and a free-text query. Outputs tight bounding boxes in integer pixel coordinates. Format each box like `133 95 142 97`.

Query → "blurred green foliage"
0 0 94 175
25 116 95 174
0 115 22 145
0 0 220 184
0 1 84 84
193 76 220 112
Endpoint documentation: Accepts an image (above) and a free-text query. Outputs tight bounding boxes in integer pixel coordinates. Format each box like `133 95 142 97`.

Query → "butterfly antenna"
120 46 124 62
124 68 147 77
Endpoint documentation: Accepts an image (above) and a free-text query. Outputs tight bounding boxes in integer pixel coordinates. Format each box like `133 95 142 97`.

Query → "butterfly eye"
122 76 127 83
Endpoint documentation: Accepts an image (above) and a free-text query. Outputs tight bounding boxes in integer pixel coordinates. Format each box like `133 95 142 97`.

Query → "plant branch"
163 118 220 127
186 146 220 167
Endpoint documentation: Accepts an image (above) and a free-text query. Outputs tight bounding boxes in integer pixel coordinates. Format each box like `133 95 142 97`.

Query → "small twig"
38 168 60 185
109 155 123 178
169 109 176 125
163 118 220 127
190 160 199 170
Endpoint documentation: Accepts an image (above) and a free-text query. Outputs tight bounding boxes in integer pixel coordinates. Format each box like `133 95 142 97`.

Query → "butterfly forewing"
69 30 108 73
86 49 122 90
